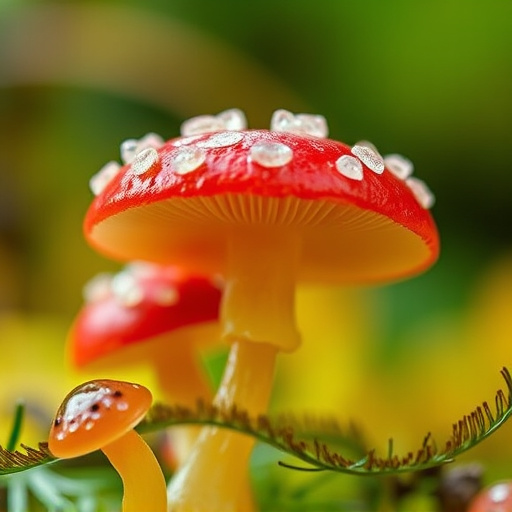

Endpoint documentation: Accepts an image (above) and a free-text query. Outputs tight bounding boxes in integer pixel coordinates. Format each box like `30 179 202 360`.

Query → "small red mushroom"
49 379 166 512
68 262 221 466
467 481 512 512
83 108 439 510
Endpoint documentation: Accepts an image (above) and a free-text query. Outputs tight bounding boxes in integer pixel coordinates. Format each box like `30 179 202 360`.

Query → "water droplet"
335 155 364 181
490 483 510 503
351 144 384 174
154 285 179 306
111 272 144 307
384 154 414 180
181 115 225 137
405 177 435 209
82 273 113 303
89 161 121 196
121 133 164 164
216 108 247 131
172 146 206 175
355 140 379 154
249 142 293 167
197 131 244 149
131 147 159 176
120 139 139 164
172 135 202 147
181 109 247 136
270 109 328 138
139 132 164 150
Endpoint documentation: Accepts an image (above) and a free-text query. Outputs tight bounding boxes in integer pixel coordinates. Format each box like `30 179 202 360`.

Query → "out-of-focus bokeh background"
0 0 511 501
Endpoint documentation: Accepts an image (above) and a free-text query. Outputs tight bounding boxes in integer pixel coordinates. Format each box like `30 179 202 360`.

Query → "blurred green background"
0 0 512 491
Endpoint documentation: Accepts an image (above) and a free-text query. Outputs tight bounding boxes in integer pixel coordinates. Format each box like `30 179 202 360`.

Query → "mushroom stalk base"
167 340 278 512
102 429 167 512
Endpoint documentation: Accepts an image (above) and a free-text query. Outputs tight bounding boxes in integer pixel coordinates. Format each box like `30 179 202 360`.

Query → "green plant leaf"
0 368 511 477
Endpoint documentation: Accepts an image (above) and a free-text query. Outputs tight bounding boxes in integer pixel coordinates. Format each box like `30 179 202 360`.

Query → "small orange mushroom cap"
48 379 152 459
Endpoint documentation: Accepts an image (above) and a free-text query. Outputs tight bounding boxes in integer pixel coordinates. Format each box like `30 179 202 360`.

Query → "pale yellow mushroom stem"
102 428 167 512
168 229 300 511
152 335 213 466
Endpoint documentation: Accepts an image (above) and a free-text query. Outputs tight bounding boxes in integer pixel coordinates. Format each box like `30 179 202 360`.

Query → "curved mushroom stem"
102 429 167 512
167 340 277 511
167 230 299 511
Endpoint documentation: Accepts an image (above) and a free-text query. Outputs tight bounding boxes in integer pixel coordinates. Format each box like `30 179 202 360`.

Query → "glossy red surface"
70 266 221 366
468 482 512 512
84 130 439 283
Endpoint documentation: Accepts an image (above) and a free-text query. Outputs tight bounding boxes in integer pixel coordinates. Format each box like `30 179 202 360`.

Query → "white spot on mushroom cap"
121 133 164 165
490 483 511 503
351 144 385 174
172 146 206 175
384 154 414 180
196 131 244 149
406 176 435 209
111 271 145 307
249 141 293 168
216 108 247 131
54 383 134 440
335 155 364 181
62 386 111 428
116 401 129 411
181 108 247 136
153 285 179 306
271 109 328 138
89 161 121 196
130 147 159 176
82 273 114 303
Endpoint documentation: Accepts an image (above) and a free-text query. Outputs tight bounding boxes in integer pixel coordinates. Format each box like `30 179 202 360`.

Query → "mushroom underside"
89 194 435 283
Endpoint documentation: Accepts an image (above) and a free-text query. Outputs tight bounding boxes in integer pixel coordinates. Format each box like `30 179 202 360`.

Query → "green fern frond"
0 368 510 477
0 443 55 475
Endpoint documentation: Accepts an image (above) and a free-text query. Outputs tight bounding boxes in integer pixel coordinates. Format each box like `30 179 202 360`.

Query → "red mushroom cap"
467 481 512 512
70 263 221 366
84 111 439 284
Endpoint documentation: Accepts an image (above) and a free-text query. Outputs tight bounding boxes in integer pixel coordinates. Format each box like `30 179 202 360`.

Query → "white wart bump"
271 109 328 138
351 144 384 174
131 148 159 176
89 161 121 196
121 133 164 164
111 272 145 307
197 132 244 149
384 154 414 180
172 146 206 175
216 108 247 131
335 155 364 181
82 273 113 303
405 177 435 209
249 142 293 167
181 109 247 136
154 285 179 306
